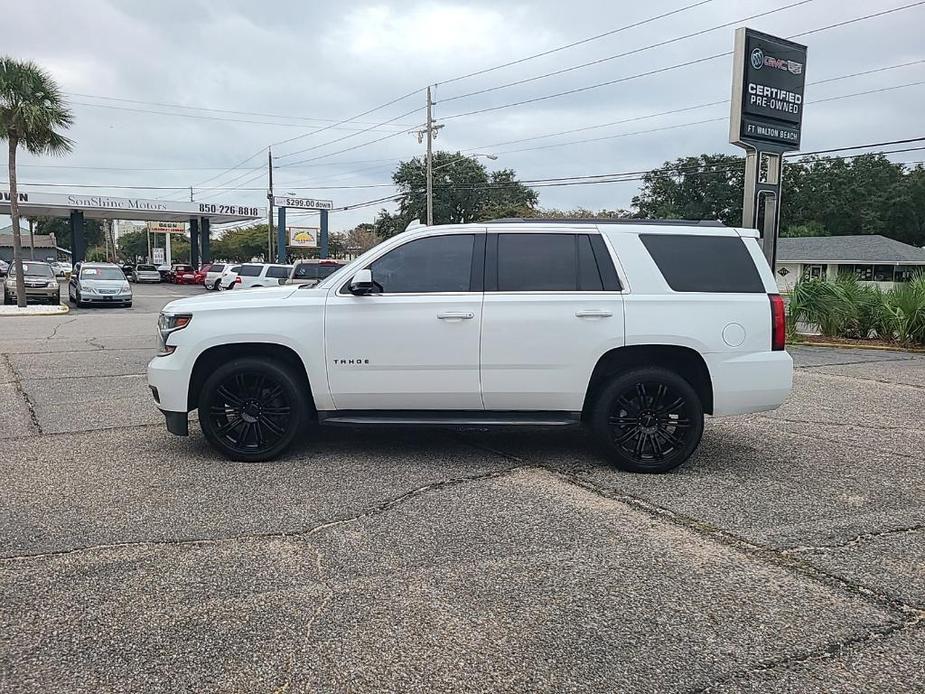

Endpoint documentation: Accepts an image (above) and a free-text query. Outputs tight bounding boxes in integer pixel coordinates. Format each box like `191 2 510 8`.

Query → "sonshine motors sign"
730 28 807 150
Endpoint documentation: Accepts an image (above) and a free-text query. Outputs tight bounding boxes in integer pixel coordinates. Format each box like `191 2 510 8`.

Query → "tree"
345 223 381 254
34 216 104 252
377 152 538 232
632 154 745 226
1 57 73 306
118 229 149 261
781 221 828 238
210 225 269 262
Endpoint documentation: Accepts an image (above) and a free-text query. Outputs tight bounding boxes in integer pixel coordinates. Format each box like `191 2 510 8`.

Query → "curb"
791 339 925 354
0 303 70 318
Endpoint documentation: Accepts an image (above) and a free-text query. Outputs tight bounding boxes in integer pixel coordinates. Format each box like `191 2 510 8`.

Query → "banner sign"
0 190 264 222
729 28 807 151
146 221 186 234
273 196 333 210
288 226 319 248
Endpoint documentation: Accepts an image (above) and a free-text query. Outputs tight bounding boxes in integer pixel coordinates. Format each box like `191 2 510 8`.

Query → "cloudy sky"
4 0 924 233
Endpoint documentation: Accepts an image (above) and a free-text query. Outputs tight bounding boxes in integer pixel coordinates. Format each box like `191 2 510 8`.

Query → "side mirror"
349 268 374 295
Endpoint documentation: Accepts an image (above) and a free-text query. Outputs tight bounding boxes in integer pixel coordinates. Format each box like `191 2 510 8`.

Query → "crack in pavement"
759 414 925 434
796 355 924 369
689 615 925 693
783 524 925 554
1 353 42 435
798 368 925 391
44 317 77 340
0 464 531 564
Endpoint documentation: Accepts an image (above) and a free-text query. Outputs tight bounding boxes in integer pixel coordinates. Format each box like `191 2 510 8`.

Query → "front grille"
98 288 117 295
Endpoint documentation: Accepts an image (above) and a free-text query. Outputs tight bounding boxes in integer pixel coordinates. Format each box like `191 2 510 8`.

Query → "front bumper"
6 286 59 301
80 292 132 303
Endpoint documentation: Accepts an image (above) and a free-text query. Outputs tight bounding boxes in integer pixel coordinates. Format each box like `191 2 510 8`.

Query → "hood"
162 284 320 313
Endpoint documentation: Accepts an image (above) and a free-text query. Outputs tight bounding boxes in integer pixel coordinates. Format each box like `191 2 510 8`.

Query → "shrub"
881 274 925 344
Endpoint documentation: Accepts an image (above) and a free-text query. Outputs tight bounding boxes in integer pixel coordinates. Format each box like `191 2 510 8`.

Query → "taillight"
769 293 786 351
234 276 241 283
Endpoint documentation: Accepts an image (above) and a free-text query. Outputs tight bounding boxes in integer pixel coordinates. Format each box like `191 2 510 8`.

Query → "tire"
199 357 307 462
53 292 60 305
75 291 86 308
589 367 704 473
3 290 10 305
212 279 221 290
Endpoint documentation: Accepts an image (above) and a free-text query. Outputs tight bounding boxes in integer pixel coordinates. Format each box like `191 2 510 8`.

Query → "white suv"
235 263 293 289
148 220 792 472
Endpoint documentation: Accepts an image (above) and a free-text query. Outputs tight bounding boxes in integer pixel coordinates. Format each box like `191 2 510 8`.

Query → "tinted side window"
496 233 616 292
211 264 225 273
293 264 318 280
238 265 263 277
498 234 575 291
640 234 764 293
370 234 474 293
266 266 291 279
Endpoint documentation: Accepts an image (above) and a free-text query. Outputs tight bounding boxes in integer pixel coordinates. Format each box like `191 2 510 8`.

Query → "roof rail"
484 217 726 227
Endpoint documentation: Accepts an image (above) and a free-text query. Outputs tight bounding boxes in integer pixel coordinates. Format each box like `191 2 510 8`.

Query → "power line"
440 2 925 122
63 92 419 128
274 105 424 161
439 0 816 104
438 0 716 86
462 61 925 154
67 100 414 132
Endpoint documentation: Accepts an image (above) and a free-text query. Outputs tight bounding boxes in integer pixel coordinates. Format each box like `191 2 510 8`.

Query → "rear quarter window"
238 265 263 277
640 234 765 293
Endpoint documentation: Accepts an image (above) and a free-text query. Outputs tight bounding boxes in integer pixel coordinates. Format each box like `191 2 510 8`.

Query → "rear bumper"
706 350 793 416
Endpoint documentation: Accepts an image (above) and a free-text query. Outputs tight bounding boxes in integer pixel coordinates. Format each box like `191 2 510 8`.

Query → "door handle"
436 311 475 320
575 310 613 318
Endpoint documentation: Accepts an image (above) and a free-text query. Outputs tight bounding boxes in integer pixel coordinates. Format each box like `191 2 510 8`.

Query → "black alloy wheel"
199 357 306 461
591 367 704 473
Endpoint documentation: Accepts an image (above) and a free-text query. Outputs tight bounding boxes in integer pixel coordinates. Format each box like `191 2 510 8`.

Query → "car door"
324 231 485 410
480 229 625 412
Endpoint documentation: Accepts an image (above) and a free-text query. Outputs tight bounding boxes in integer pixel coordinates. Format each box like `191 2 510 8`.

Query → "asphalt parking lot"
1 281 923 693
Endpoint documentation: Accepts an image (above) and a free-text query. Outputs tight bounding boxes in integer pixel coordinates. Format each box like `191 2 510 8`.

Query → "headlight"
82 286 95 294
157 312 192 356
121 283 131 293
47 281 57 288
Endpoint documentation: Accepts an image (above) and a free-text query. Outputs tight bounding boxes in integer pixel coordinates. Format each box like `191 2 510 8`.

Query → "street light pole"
267 147 274 261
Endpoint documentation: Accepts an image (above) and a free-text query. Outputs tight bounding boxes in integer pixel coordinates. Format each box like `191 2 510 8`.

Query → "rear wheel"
590 367 704 473
199 357 307 462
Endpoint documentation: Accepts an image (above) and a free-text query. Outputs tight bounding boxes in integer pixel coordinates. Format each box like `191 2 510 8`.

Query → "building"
775 235 925 291
0 224 62 263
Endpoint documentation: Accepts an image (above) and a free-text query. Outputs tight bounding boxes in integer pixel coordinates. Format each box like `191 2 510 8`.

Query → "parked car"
157 265 171 282
235 263 292 289
202 263 227 290
0 259 9 277
50 260 73 278
69 262 133 308
168 264 196 285
216 264 241 291
286 259 345 287
3 261 60 305
193 263 213 285
132 264 162 283
120 262 135 277
148 219 793 468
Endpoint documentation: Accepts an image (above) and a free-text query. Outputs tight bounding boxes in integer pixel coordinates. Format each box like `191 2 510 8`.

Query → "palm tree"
1 57 73 308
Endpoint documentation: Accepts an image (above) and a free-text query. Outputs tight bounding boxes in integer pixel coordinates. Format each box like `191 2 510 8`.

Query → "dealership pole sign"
729 28 807 152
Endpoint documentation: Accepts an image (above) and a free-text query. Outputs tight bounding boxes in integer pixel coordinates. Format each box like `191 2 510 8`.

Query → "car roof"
82 262 119 267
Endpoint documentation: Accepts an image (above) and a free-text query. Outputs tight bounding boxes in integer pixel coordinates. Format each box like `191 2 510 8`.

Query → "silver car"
131 264 162 283
3 261 60 304
68 262 133 308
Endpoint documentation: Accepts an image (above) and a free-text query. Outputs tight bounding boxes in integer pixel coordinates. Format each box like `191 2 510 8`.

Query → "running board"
318 410 582 427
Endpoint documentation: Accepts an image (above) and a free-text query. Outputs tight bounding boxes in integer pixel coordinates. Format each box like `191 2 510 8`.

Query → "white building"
775 235 925 291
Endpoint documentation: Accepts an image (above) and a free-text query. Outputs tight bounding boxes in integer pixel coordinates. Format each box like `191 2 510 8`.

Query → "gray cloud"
4 0 924 231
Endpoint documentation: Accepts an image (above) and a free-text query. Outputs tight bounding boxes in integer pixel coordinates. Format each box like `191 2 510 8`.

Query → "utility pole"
189 186 194 202
267 147 274 262
415 87 443 226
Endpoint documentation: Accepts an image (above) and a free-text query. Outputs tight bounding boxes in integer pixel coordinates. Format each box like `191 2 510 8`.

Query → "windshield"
9 263 55 278
137 264 156 271
81 267 125 281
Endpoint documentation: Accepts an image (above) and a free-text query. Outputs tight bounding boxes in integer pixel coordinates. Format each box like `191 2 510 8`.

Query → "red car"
168 264 196 285
193 264 212 285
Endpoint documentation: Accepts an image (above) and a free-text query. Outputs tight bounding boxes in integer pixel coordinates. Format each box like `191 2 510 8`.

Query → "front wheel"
199 357 307 462
590 367 704 473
